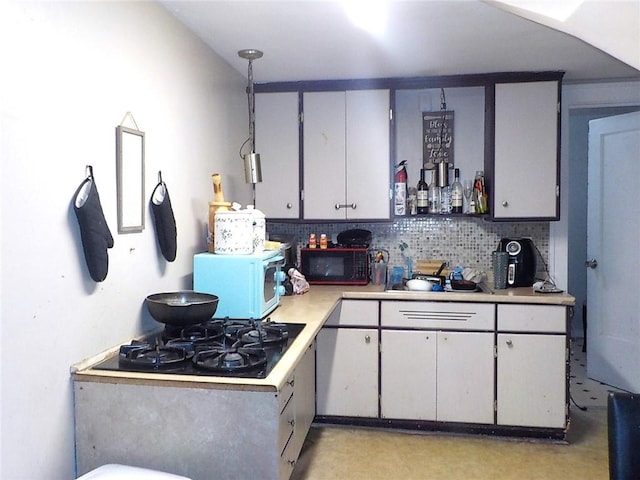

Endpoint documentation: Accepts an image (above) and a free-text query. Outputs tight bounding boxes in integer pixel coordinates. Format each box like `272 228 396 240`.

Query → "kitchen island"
72 285 574 480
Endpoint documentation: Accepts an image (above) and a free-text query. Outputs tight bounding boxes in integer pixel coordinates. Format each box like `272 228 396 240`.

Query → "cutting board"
415 260 450 277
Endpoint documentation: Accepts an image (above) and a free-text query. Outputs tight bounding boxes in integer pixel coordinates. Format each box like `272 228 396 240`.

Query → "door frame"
551 81 640 338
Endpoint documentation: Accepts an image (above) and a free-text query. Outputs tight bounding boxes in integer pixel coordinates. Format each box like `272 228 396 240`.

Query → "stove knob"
275 285 286 296
274 270 286 282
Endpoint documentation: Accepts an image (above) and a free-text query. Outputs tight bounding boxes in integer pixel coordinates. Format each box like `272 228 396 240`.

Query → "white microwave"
193 250 285 320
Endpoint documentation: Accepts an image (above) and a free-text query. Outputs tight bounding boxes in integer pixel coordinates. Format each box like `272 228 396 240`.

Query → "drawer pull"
506 339 513 347
365 335 371 344
335 202 357 210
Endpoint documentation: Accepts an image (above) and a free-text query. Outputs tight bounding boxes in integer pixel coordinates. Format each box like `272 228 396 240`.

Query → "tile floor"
569 338 628 409
291 338 624 480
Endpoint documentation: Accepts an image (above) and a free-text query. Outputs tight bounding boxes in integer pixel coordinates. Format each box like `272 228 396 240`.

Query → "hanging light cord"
238 58 255 160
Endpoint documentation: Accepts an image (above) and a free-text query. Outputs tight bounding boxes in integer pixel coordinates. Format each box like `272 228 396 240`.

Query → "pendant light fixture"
238 48 263 189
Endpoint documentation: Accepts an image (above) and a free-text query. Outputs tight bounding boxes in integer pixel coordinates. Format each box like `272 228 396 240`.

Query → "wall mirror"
116 125 145 233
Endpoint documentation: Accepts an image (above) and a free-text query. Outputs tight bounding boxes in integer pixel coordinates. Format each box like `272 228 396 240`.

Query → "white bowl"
406 279 433 291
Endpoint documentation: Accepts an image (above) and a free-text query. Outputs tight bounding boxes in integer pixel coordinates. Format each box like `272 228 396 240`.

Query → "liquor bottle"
474 170 487 214
416 168 429 214
438 161 452 214
428 169 440 214
451 168 463 213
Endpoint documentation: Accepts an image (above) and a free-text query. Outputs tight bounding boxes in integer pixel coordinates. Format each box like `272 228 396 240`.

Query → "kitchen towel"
150 175 177 262
73 166 114 282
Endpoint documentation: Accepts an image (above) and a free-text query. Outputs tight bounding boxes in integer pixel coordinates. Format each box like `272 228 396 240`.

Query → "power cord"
530 240 563 293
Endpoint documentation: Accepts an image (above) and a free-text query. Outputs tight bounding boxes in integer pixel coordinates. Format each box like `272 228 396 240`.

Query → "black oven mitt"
72 167 114 282
150 176 177 262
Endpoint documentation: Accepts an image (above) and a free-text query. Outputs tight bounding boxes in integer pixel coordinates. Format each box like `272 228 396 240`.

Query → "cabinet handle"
365 335 371 344
334 202 357 210
287 378 295 387
502 200 509 207
286 203 292 209
506 339 513 347
288 460 296 467
289 419 295 427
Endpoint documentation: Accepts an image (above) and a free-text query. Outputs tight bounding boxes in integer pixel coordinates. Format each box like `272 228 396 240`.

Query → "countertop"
72 284 574 392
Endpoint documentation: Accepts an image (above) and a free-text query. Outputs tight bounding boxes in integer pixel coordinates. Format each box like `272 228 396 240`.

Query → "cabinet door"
255 92 300 218
497 333 567 428
316 328 378 417
493 81 559 220
303 91 346 220
380 330 436 420
291 341 315 460
437 331 495 424
345 89 391 220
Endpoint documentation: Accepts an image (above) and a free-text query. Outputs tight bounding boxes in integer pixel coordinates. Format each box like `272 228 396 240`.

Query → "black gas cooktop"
93 319 306 379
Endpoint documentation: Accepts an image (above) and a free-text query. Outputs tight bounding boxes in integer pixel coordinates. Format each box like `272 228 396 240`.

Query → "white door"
302 91 346 220
254 92 300 218
380 330 437 420
345 89 391 220
587 111 640 392
315 328 378 417
437 331 495 424
493 81 559 219
497 333 567 428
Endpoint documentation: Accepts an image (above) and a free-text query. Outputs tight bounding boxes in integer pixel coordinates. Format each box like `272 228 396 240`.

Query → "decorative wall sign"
422 110 454 167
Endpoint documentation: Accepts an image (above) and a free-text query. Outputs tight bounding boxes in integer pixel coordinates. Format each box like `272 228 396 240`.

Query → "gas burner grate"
192 346 267 373
97 321 306 378
119 342 189 370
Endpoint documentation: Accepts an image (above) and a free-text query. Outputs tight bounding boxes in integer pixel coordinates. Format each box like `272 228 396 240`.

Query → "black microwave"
300 247 369 285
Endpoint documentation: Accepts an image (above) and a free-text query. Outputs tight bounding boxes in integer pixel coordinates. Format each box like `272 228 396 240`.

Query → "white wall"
0 2 250 478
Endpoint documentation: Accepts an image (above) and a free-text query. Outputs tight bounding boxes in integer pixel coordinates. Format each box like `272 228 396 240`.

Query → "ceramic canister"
247 205 266 253
214 209 255 254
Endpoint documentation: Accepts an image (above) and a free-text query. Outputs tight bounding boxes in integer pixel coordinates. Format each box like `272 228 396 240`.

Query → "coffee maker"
498 238 537 287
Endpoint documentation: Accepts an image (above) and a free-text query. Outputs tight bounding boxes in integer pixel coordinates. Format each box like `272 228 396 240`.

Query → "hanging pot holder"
72 166 114 282
150 171 177 262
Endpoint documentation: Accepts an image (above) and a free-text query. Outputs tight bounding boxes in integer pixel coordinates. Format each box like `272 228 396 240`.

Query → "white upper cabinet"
255 92 300 219
493 80 560 220
303 89 391 220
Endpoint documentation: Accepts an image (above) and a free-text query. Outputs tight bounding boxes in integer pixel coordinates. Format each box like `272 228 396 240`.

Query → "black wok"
145 291 219 326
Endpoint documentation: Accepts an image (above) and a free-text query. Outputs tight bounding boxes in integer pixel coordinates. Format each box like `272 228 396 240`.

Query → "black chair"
608 391 640 480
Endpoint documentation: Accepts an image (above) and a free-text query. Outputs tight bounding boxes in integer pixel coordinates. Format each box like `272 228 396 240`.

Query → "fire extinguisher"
394 160 408 216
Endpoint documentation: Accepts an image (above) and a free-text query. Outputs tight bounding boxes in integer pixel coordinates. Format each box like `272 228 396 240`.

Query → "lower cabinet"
315 299 569 436
316 327 379 417
292 340 316 456
280 340 316 480
496 304 568 429
316 300 379 417
380 310 495 423
381 329 436 420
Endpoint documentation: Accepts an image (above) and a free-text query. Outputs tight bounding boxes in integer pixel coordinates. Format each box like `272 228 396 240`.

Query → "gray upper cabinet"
254 72 562 223
492 80 560 220
303 89 391 220
255 92 300 219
